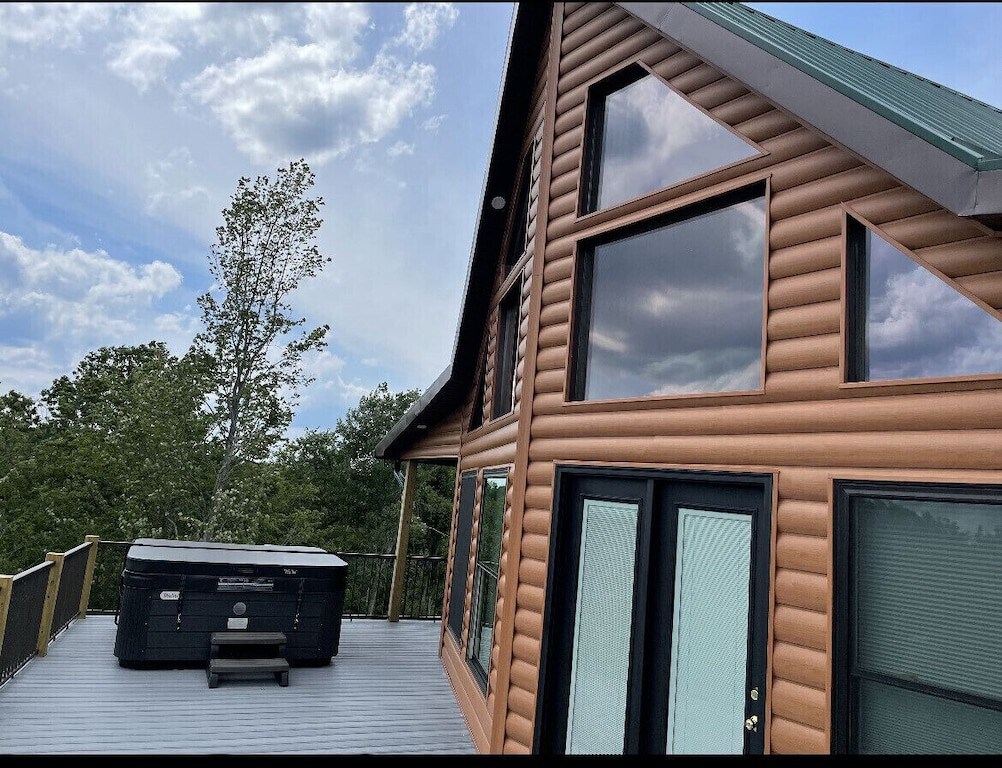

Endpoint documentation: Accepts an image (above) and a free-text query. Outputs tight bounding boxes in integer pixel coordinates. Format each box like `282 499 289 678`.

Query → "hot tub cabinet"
114 542 346 668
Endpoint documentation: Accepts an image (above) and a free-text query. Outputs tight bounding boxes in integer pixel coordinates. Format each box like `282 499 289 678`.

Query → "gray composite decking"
0 616 473 754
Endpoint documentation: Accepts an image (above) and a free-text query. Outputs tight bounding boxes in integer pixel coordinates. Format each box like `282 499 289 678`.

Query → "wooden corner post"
78 535 101 619
0 574 13 656
36 552 64 657
388 460 418 622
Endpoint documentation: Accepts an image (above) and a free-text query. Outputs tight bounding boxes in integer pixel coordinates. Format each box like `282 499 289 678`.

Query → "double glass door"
536 469 771 755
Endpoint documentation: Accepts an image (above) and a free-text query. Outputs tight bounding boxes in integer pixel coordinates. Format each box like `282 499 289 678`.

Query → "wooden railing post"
388 460 417 622
78 535 101 619
36 552 64 657
0 574 13 655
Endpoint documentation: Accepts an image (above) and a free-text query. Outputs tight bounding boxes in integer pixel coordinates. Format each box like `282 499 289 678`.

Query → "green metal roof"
686 2 1002 171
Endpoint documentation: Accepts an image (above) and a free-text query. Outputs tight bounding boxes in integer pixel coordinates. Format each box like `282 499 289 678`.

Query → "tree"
0 344 216 573
194 158 330 540
260 383 455 555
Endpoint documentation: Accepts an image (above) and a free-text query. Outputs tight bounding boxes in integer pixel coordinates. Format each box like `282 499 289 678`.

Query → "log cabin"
375 2 1002 755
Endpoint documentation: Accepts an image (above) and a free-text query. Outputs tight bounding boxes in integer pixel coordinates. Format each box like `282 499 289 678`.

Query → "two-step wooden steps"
207 632 289 688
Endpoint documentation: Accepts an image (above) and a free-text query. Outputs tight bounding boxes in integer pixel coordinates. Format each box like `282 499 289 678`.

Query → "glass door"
536 468 771 755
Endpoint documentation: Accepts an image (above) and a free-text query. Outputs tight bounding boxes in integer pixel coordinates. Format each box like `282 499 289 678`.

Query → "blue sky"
0 3 1000 435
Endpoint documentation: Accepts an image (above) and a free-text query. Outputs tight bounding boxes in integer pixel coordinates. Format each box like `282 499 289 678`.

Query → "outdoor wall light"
491 196 506 210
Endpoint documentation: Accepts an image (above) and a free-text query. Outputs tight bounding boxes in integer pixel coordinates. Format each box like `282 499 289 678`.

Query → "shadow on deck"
0 616 473 754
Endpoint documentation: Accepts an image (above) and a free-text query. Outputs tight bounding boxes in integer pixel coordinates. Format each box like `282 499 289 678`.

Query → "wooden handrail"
35 553 64 657
78 536 100 620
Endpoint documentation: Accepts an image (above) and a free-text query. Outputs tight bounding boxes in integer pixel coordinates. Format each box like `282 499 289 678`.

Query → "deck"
0 617 474 754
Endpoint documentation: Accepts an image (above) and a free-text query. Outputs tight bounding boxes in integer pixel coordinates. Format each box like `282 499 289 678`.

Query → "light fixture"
491 196 506 210
416 424 427 430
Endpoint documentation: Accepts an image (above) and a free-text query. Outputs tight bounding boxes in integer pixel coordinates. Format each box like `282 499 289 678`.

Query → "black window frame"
503 148 533 275
466 469 509 692
579 63 648 216
832 479 1002 754
569 182 767 402
844 215 871 382
447 471 478 644
492 281 521 419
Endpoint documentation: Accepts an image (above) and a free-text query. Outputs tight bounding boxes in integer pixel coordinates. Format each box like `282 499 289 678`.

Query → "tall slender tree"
194 159 330 539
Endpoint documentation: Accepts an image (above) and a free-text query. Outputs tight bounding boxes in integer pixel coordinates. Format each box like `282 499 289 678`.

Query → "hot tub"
114 540 347 668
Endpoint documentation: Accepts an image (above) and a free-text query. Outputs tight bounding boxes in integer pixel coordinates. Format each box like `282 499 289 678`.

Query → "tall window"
504 149 532 274
834 482 1002 754
582 65 759 214
571 185 766 401
492 284 520 418
468 472 507 688
846 216 1002 382
447 472 477 642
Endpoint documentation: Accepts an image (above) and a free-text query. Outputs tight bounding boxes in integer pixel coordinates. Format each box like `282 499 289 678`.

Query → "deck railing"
337 553 446 620
0 537 98 686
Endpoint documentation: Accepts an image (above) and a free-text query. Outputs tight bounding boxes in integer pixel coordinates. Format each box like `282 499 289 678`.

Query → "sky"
0 2 1000 435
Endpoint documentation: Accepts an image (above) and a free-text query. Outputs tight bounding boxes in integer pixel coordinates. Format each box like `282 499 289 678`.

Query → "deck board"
0 617 473 754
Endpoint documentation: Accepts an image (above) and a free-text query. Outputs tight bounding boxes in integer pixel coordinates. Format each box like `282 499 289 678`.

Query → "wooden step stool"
207 631 289 688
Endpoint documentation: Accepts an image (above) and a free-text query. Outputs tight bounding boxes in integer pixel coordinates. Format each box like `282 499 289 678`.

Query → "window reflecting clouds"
579 193 765 400
593 74 759 211
860 227 1002 381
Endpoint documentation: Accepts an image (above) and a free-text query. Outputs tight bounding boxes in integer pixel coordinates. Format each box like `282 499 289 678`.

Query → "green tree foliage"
0 343 215 571
194 159 330 539
260 383 455 556
0 371 454 575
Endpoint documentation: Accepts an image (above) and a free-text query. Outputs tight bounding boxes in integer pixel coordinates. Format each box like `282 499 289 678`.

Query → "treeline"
0 342 454 575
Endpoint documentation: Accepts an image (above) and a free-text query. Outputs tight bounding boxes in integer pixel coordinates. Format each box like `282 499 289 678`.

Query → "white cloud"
387 140 414 158
303 2 370 61
0 231 182 342
421 113 446 132
395 3 459 52
145 147 210 215
0 3 115 48
185 44 435 165
107 36 181 92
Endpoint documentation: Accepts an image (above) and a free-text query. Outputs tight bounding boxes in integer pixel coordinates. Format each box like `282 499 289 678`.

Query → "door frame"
534 465 774 754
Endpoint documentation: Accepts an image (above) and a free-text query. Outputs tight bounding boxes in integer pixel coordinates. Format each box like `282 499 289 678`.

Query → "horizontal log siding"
496 2 1002 756
400 405 463 460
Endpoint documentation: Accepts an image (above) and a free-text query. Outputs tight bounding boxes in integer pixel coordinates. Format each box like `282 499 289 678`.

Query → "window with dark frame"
467 471 507 690
492 283 520 418
571 184 766 402
581 64 759 215
833 481 1002 754
503 149 533 275
447 472 478 643
845 215 1002 382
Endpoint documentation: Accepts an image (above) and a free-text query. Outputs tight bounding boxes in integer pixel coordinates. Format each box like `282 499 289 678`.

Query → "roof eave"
375 3 552 461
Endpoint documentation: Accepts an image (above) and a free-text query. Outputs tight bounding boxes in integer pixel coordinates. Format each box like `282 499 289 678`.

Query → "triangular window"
846 216 1002 381
582 65 760 213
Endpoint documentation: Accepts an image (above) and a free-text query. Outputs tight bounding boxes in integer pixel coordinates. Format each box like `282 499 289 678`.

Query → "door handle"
744 715 759 732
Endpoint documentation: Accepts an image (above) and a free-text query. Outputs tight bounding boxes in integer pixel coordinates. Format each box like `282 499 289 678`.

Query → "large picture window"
468 471 507 689
581 65 759 214
845 215 1002 382
834 481 1002 754
571 185 766 401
